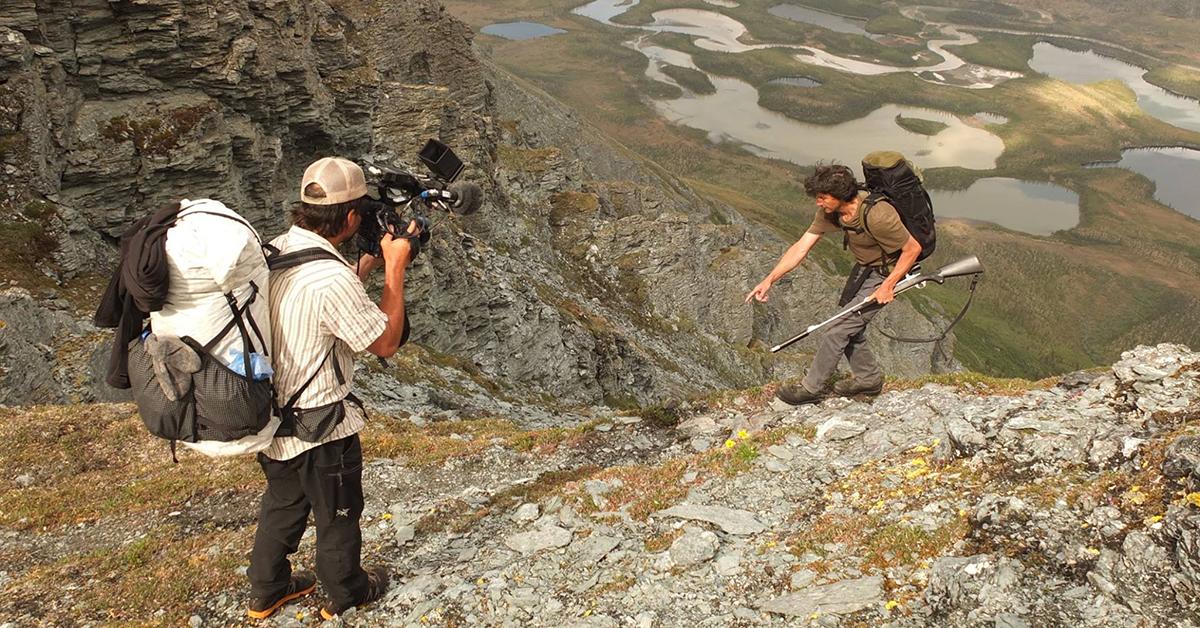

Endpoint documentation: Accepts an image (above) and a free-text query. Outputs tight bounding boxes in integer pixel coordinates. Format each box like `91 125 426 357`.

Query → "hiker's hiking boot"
775 383 824 406
319 565 390 620
247 570 317 620
833 376 883 397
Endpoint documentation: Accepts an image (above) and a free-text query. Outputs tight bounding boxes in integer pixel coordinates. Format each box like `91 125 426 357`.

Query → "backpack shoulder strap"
860 192 895 240
267 247 348 271
860 193 901 271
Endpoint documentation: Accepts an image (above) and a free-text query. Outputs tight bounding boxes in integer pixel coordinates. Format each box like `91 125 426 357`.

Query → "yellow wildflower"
1188 493 1200 507
1146 515 1164 525
885 600 900 611
725 439 736 449
905 468 928 480
382 512 393 520
1086 547 1101 556
737 429 750 440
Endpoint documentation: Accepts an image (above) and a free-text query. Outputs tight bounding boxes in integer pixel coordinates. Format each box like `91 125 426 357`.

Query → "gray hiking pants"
801 269 885 393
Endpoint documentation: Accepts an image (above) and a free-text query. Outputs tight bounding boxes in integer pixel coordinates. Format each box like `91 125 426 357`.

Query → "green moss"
100 103 215 156
497 144 560 173
0 220 56 267
0 132 27 161
549 190 601 225
637 403 685 428
894 114 949 136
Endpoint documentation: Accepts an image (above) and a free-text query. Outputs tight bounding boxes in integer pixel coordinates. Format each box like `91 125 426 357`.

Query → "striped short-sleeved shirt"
262 226 388 461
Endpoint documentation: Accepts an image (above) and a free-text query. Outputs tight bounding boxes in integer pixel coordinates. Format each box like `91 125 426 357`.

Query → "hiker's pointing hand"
746 279 772 303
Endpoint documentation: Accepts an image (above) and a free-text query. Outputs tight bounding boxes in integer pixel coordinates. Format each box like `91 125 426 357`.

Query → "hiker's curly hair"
290 183 367 237
803 164 859 202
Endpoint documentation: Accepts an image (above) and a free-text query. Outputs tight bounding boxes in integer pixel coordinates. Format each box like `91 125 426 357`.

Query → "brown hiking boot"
247 570 317 620
833 377 883 397
319 565 390 620
775 383 824 406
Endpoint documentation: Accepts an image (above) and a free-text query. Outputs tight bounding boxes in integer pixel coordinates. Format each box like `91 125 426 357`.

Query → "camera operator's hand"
380 220 423 267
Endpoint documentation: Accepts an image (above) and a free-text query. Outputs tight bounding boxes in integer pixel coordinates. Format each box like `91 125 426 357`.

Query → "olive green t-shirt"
806 193 912 267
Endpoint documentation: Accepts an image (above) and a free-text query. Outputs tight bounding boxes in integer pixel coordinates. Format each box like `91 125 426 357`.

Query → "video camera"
357 139 483 260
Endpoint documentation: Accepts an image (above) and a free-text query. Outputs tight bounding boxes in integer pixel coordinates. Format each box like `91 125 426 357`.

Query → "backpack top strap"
177 209 262 245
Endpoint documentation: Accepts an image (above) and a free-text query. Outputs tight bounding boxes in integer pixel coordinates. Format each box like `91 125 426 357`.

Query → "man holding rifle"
747 164 921 405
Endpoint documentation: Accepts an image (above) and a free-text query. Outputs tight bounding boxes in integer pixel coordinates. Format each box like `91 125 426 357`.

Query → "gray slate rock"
394 574 442 603
504 526 573 554
767 445 795 461
657 505 767 535
573 535 622 564
393 525 415 545
759 575 884 617
816 418 867 441
513 503 540 522
670 527 720 567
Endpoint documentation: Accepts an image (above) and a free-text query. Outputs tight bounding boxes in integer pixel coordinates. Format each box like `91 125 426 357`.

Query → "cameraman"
247 157 413 620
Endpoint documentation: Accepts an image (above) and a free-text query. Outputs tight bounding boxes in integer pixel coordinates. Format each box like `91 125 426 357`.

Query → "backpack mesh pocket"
278 400 345 443
127 337 272 443
127 338 198 442
190 352 274 442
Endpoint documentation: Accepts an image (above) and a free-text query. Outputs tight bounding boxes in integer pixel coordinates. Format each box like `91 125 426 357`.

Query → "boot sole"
835 390 882 398
247 582 317 620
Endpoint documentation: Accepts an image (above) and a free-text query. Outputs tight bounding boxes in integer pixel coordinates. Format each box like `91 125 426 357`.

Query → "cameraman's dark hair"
804 164 859 202
291 184 365 237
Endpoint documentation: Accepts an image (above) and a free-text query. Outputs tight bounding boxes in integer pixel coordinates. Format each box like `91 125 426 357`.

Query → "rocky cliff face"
0 0 954 408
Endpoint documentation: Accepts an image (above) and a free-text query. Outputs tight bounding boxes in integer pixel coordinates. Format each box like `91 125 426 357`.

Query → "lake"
1093 147 1200 219
767 76 823 87
932 178 1080 235
481 22 567 40
1029 42 1200 133
767 4 872 37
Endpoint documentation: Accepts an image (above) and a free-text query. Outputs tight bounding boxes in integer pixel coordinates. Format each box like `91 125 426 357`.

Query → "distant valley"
450 0 1200 378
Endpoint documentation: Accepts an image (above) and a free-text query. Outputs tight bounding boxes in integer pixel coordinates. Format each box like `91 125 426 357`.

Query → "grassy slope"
453 0 1200 378
0 403 605 623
